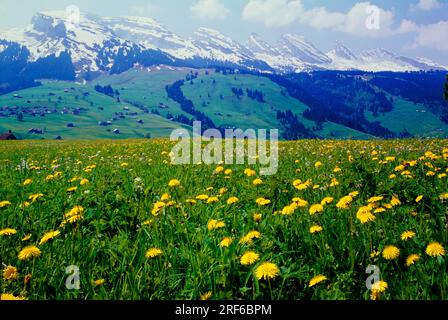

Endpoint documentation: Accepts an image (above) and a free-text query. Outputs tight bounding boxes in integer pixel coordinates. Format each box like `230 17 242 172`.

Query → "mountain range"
0 11 447 79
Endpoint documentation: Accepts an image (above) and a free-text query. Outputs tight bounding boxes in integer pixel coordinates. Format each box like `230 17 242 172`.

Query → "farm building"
0 130 17 140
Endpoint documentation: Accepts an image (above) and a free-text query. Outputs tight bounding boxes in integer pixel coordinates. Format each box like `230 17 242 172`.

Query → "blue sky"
1 0 447 64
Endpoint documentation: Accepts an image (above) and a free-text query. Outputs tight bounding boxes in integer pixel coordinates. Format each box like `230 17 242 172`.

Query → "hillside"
0 66 447 140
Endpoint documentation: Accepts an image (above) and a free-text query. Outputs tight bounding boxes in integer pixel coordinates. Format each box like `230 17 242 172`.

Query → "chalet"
112 129 120 134
0 130 17 140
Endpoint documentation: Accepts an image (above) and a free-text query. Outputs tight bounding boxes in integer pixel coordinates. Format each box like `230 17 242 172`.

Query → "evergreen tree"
444 74 448 102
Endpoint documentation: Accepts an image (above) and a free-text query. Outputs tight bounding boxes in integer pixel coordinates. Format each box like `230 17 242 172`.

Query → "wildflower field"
1 139 448 300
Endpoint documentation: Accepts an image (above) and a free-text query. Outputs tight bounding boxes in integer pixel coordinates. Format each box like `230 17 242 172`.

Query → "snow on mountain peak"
279 34 331 65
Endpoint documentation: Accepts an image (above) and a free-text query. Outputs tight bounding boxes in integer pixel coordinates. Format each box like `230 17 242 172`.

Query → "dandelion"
415 195 423 203
368 196 384 204
208 219 225 231
18 246 41 261
253 178 263 186
168 179 181 187
309 204 324 215
255 262 280 280
315 161 322 168
406 254 420 267
93 279 105 286
224 169 233 175
310 225 323 234
401 231 416 241
214 166 224 174
356 206 376 224
244 168 256 177
227 197 239 205
200 291 212 300
309 275 327 287
321 197 334 205
39 230 61 245
145 248 162 258
256 198 271 206
253 213 262 222
0 228 17 236
23 179 32 186
426 242 445 257
382 245 400 260
80 178 89 186
3 266 18 281
152 201 166 216
240 230 261 245
370 281 388 300
1 293 27 300
120 162 129 168
219 187 227 194
29 193 44 202
196 194 209 201
0 200 11 208
207 197 219 204
21 234 32 241
219 237 233 248
336 196 353 209
390 196 401 207
161 193 171 201
67 186 78 192
240 251 260 266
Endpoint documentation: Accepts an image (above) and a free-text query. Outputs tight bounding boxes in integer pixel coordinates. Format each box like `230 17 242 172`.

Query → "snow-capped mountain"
0 11 445 78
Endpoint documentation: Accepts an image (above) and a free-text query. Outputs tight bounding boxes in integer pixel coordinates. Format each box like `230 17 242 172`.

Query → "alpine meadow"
2 0 448 303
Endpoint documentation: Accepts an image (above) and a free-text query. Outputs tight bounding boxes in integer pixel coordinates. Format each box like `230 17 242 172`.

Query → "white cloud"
414 0 442 11
242 1 407 37
130 4 157 17
242 0 303 27
191 0 230 20
413 21 448 51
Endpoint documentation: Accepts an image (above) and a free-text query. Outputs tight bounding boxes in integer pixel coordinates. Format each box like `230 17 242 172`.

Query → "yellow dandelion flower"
80 178 89 186
253 213 262 222
0 200 12 208
314 161 322 168
244 168 256 177
214 166 224 174
23 179 32 186
240 230 261 245
0 228 17 236
336 196 353 209
200 291 212 300
1 293 27 300
310 225 323 234
160 193 171 201
320 197 334 206
309 204 324 216
168 179 181 187
67 186 78 192
227 197 239 205
21 234 32 241
256 198 271 206
309 275 327 287
28 193 43 202
18 246 41 261
224 169 233 175
219 187 227 194
370 281 388 300
240 251 260 266
415 195 423 203
120 162 129 168
382 245 400 260
255 262 279 280
3 266 18 281
207 219 225 231
145 248 162 258
405 254 420 267
196 194 209 201
368 196 384 203
253 178 263 186
39 230 61 245
401 231 416 241
207 196 219 204
219 237 233 248
390 196 401 207
93 279 105 286
426 242 445 257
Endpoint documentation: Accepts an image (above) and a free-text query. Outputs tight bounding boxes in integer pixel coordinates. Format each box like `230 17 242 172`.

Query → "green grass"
1 139 448 300
0 79 186 140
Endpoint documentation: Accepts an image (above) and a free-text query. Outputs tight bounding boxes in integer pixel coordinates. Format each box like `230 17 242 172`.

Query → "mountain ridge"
0 11 446 79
